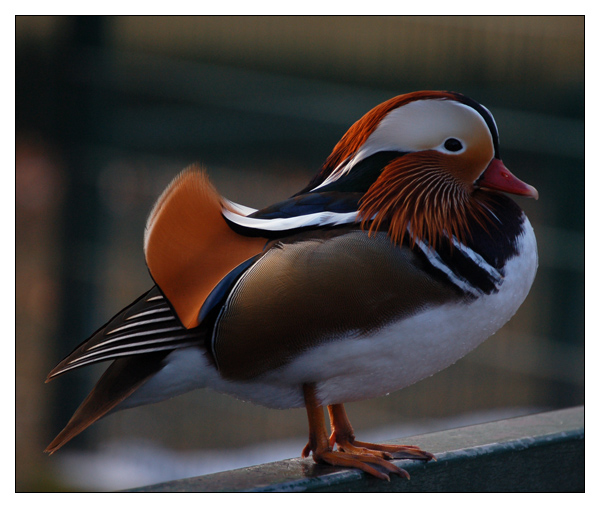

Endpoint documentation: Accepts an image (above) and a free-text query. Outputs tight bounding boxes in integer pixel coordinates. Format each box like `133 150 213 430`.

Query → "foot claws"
304 437 432 480
315 450 410 481
351 440 435 462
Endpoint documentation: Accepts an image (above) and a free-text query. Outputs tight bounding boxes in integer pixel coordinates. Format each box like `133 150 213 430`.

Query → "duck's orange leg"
327 403 436 462
301 384 409 481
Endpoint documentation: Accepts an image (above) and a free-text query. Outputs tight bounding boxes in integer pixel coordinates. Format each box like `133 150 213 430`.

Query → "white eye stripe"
315 99 493 190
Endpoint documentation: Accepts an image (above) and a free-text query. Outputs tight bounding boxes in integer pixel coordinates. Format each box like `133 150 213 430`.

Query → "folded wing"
144 165 268 328
211 229 463 381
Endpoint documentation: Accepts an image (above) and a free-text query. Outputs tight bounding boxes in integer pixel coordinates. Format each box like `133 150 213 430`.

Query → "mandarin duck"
45 91 538 481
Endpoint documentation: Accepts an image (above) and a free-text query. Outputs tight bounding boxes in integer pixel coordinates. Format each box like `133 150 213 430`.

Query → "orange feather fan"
358 152 496 249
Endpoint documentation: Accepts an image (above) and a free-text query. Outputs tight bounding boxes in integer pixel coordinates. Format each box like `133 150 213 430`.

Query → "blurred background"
16 15 584 491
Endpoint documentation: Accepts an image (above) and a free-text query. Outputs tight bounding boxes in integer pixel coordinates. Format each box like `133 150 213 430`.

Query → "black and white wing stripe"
221 152 408 238
223 207 359 234
222 192 363 238
46 286 202 380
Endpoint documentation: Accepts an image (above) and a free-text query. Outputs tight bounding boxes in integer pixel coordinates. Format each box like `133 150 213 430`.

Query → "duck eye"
444 138 463 152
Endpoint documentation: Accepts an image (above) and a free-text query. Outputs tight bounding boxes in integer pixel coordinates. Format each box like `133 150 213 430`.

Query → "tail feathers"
45 352 168 454
144 165 267 328
46 286 201 382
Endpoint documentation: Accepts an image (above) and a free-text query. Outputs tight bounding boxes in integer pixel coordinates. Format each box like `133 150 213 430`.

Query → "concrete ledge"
125 405 584 492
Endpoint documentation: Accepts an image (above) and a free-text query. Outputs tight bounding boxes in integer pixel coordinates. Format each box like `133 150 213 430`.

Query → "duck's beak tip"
478 159 539 200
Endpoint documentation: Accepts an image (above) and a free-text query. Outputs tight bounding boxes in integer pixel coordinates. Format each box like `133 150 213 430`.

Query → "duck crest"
307 91 465 191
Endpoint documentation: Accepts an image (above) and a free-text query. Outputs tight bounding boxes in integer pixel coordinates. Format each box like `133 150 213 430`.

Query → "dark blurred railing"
125 406 584 492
